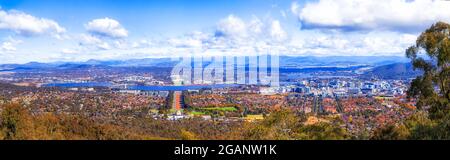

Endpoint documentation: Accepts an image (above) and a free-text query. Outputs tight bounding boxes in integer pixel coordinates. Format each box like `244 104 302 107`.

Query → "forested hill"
365 63 422 79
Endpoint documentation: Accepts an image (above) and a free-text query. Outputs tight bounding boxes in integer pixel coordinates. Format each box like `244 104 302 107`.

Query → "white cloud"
77 34 111 50
61 48 78 54
132 39 153 48
211 15 289 50
85 18 128 38
168 38 203 48
214 15 288 41
248 17 264 35
0 9 66 37
293 31 418 56
168 31 208 48
96 42 111 50
156 15 290 56
216 15 248 38
113 40 133 49
1 37 22 52
146 15 291 56
269 20 287 41
79 34 102 45
292 0 450 32
280 10 287 18
3 10 425 64
291 2 300 15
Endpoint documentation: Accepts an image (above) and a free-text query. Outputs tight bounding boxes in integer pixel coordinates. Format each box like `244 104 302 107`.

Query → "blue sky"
0 0 449 64
0 0 293 35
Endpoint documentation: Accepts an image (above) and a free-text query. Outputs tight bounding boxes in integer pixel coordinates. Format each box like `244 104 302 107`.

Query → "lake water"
126 84 237 91
44 82 112 88
44 82 238 91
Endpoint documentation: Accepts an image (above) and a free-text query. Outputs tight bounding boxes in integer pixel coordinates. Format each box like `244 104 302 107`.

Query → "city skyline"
0 0 450 64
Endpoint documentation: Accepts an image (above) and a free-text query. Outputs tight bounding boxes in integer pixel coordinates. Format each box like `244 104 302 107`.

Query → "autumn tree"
179 129 198 140
244 109 348 140
371 124 409 140
244 109 301 140
0 103 35 140
296 122 349 140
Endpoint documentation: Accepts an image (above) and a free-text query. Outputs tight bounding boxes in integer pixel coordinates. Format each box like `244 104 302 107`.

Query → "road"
172 91 182 111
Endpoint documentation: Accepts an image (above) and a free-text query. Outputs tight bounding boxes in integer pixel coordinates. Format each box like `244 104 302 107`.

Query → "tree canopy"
406 21 450 119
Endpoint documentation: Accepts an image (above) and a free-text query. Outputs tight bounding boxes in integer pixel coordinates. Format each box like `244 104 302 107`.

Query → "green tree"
406 22 450 119
402 22 450 139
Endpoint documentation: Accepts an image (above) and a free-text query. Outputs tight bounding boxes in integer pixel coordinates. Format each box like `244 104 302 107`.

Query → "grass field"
244 114 264 121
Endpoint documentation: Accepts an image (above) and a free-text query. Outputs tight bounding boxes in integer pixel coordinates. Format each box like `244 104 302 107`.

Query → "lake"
44 82 238 91
43 82 112 88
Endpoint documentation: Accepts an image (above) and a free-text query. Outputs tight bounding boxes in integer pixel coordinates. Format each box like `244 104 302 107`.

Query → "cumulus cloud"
78 18 129 51
78 34 111 50
294 31 417 56
75 34 156 53
16 9 424 63
209 15 289 52
214 15 288 41
153 15 290 56
215 15 248 38
96 42 111 50
168 31 208 48
1 37 22 52
292 0 450 32
73 14 291 59
85 18 128 38
247 17 264 35
269 20 287 41
0 9 66 37
79 34 102 44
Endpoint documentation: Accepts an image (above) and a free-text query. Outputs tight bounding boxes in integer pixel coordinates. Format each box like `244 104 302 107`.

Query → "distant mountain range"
0 56 422 79
0 58 176 71
279 56 410 68
0 56 411 70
